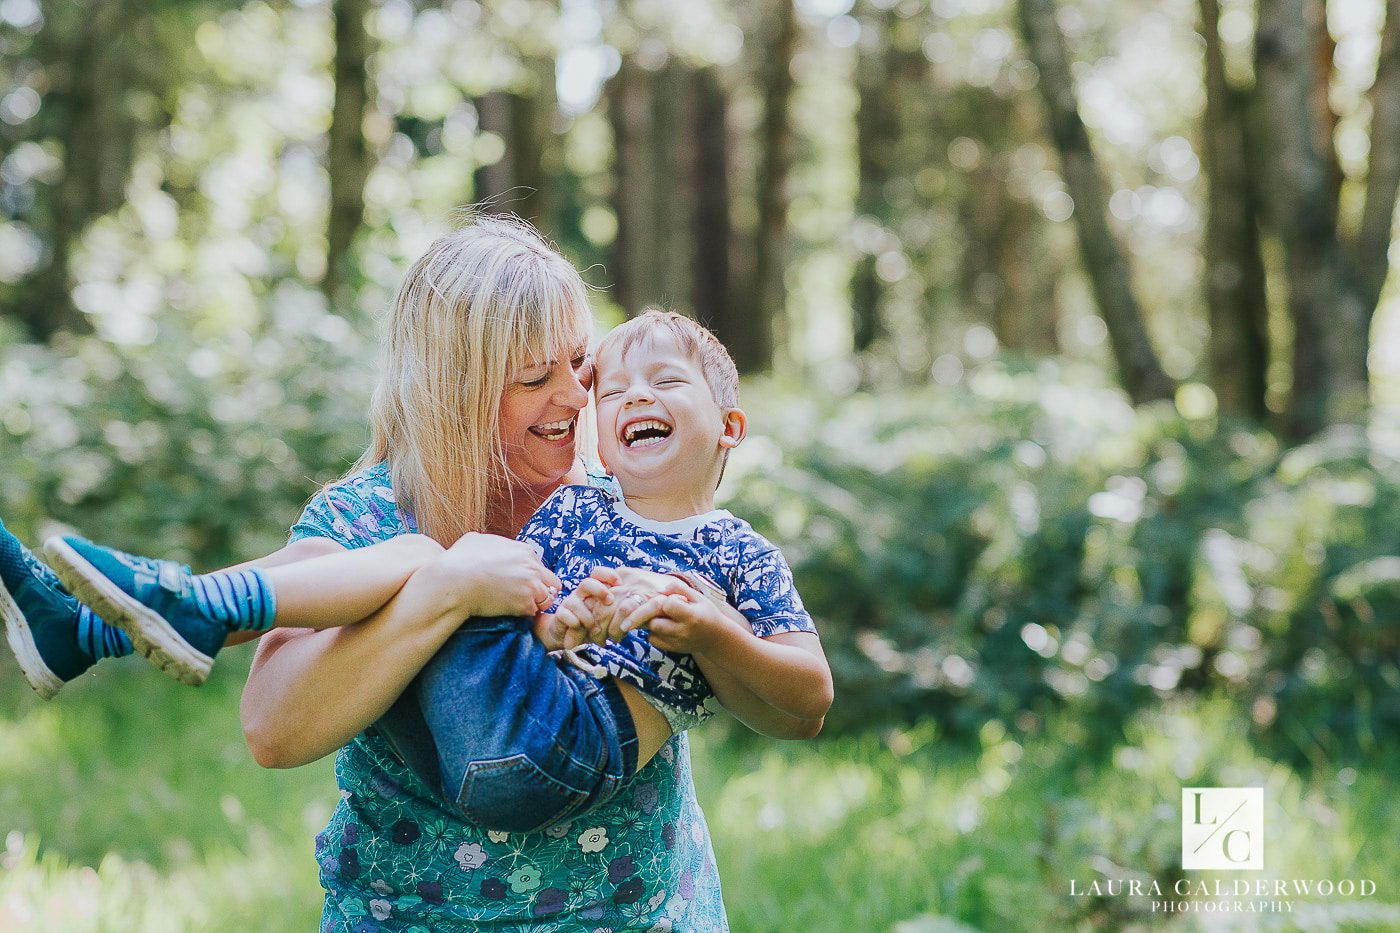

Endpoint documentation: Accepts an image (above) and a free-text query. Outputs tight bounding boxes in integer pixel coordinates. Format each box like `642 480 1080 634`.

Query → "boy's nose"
624 387 654 406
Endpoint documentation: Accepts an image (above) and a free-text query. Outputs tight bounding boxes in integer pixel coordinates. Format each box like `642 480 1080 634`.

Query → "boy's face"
594 330 743 504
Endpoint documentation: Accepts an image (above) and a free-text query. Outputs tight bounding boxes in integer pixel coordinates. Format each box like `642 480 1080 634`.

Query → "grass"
1 651 1398 932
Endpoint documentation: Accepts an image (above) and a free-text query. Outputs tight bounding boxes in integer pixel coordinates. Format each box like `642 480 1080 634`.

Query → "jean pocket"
457 753 591 834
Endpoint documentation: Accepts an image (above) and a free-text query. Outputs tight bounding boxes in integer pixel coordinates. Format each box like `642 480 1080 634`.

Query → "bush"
725 360 1400 762
0 287 371 566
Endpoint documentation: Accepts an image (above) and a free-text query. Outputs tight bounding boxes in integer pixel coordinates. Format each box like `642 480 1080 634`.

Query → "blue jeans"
374 616 639 833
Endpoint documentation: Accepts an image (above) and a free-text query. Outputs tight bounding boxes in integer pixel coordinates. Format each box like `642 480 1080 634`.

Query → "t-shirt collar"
610 495 732 537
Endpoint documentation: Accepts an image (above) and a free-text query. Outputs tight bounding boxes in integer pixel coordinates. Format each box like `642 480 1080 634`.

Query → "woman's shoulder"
290 461 407 548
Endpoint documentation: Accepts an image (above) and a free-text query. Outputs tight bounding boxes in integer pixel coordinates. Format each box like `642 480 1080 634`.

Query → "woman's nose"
557 365 589 409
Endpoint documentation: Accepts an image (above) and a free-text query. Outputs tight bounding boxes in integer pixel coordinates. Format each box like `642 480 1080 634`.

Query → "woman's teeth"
531 419 573 441
623 419 672 448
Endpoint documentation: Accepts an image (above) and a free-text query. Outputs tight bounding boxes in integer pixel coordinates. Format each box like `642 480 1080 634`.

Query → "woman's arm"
241 533 560 768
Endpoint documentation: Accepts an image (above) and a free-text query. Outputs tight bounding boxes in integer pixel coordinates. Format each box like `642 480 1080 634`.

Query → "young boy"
2 311 832 832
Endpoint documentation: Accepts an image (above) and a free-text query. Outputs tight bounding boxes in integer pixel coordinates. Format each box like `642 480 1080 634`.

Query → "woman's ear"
719 408 747 449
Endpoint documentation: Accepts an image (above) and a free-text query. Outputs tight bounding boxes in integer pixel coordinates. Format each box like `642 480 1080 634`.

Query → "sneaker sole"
0 579 64 700
44 537 213 687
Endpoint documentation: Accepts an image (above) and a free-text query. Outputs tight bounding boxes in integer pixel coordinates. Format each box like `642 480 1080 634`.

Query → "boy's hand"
532 612 568 651
550 587 613 649
627 591 734 655
585 566 692 641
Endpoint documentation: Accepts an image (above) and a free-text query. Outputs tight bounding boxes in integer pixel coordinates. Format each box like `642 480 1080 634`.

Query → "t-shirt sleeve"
726 531 817 638
288 482 383 550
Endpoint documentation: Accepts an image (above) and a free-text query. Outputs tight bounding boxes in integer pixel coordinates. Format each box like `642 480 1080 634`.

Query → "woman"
241 215 731 931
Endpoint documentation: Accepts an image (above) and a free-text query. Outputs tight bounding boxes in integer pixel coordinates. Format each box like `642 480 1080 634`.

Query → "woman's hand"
583 566 694 640
440 532 561 618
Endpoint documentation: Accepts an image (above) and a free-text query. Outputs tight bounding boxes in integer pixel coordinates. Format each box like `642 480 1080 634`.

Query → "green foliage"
0 293 372 567
725 360 1400 762
3 668 1398 931
0 651 333 931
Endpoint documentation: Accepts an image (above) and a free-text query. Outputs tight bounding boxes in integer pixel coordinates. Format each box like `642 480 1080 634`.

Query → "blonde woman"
0 215 734 929
239 216 737 930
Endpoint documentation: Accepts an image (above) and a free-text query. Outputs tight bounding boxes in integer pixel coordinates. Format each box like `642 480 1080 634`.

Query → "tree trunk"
687 67 735 347
745 0 798 373
1353 0 1400 316
606 54 653 317
474 90 516 204
1015 0 1175 404
994 188 1060 354
1256 0 1370 435
851 7 894 352
651 63 690 309
324 0 375 307
510 56 559 239
1199 0 1270 420
13 0 137 340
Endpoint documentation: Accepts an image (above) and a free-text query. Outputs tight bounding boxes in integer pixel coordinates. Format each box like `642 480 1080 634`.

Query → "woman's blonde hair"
350 213 592 544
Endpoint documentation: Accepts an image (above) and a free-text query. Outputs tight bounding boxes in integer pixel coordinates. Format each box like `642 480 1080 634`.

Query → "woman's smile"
529 417 576 444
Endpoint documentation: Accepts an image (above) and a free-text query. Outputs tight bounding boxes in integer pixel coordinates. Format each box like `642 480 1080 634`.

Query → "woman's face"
498 343 593 489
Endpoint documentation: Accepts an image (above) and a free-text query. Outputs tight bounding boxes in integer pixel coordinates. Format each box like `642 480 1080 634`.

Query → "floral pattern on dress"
291 463 730 932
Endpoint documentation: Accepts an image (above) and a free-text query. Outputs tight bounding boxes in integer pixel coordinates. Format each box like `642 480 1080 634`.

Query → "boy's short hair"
596 309 740 408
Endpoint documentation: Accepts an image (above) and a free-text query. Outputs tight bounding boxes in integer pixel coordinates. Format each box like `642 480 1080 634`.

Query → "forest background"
2 0 1400 928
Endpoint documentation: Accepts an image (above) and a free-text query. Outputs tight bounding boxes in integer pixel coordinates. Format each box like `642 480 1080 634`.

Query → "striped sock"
190 568 277 632
76 605 133 660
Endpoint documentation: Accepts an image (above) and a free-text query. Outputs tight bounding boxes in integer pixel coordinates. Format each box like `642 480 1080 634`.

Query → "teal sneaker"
0 519 98 698
45 536 223 686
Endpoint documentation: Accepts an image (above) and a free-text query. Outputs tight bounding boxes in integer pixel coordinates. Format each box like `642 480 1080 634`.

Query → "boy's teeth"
623 419 672 447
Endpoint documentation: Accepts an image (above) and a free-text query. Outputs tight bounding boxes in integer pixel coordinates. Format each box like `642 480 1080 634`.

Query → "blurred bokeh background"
2 0 1400 929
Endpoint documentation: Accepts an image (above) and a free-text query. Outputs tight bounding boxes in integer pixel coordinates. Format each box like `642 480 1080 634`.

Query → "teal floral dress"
289 462 730 932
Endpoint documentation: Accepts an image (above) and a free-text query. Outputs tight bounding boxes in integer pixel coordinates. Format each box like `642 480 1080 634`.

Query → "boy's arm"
645 592 833 730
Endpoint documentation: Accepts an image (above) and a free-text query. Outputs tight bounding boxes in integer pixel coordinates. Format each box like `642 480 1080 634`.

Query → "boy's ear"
718 408 747 449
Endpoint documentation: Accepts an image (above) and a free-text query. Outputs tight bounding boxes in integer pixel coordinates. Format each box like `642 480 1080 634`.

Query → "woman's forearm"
239 531 560 768
241 558 475 768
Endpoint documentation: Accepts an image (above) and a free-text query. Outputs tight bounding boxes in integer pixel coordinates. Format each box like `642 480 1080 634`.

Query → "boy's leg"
0 519 133 698
381 617 671 833
45 533 442 686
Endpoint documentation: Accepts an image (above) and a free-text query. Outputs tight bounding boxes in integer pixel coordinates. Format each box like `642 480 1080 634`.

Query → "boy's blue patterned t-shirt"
519 484 817 731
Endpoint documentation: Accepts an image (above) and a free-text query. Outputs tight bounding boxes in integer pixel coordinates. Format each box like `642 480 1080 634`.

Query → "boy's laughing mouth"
620 417 673 449
529 418 575 442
